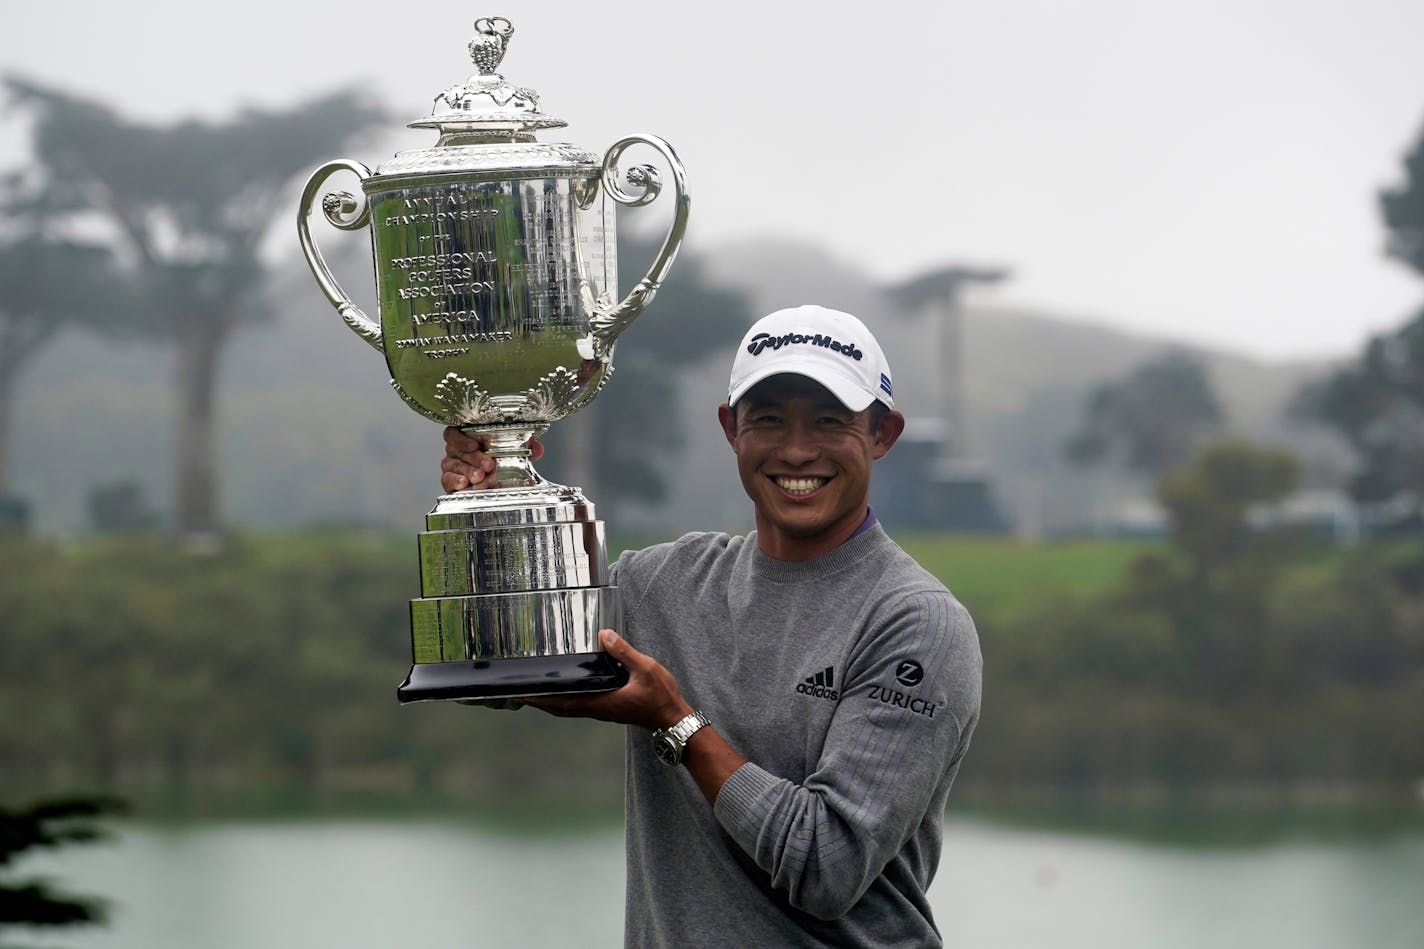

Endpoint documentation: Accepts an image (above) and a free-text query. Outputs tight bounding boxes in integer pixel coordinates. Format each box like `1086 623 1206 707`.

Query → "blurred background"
2 1 1422 946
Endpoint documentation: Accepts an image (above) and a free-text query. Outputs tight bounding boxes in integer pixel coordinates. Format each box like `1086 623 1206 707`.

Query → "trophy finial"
469 17 514 75
412 15 564 136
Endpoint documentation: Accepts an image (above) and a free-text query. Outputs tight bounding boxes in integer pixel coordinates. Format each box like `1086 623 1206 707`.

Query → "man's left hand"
526 629 692 732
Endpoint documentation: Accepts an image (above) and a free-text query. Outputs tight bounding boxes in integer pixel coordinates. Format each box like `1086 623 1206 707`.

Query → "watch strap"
653 710 710 766
665 710 710 745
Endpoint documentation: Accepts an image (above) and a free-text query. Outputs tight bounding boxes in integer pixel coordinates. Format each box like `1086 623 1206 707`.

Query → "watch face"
653 735 680 766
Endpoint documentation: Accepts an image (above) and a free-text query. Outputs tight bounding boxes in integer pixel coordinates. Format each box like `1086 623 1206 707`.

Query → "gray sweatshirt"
613 524 982 948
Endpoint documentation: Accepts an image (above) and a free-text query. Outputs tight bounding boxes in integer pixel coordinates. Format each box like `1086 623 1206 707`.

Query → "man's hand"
440 426 545 493
531 629 749 804
526 629 692 732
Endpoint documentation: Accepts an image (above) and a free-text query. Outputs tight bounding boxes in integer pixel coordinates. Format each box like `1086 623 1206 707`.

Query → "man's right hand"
440 426 545 493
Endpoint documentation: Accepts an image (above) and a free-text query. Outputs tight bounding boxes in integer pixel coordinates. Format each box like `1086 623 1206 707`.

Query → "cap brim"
728 365 877 413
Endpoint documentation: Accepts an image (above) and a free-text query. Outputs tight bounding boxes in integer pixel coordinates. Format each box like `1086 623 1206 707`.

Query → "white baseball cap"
727 305 895 412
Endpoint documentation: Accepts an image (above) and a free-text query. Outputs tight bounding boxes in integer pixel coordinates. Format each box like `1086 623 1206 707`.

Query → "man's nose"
776 422 821 464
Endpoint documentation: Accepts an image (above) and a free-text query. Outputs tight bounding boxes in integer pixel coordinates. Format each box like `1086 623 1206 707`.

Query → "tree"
4 79 385 536
1295 313 1424 520
1156 439 1299 581
1064 350 1225 481
1297 118 1424 525
1380 118 1424 276
0 795 125 939
0 232 138 499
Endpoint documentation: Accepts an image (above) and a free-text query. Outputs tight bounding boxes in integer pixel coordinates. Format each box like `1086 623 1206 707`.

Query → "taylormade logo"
747 332 864 361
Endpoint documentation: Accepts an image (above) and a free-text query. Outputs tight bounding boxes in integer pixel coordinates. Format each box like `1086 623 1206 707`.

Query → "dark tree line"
2 501 1420 807
0 529 626 808
972 439 1424 791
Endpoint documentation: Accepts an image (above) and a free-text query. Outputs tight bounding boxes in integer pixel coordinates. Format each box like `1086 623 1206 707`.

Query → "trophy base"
396 651 629 704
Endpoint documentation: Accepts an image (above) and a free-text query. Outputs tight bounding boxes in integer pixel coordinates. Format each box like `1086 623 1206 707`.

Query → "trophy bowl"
296 16 688 702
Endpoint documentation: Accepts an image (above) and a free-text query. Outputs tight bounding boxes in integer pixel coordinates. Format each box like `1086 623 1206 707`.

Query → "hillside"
664 238 1343 536
8 235 1342 536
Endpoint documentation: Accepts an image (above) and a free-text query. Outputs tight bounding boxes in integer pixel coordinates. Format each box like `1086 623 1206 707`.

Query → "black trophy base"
396 651 629 705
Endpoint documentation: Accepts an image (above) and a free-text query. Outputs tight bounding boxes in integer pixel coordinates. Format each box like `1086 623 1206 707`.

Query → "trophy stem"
470 423 550 490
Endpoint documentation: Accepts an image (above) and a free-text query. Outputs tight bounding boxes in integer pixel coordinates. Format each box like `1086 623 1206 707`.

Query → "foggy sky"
2 0 1422 361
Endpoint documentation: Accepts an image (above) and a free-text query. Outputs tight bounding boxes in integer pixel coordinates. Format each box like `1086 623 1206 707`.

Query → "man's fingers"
447 426 538 469
444 446 493 471
440 426 499 493
440 455 487 484
526 693 615 721
599 629 641 665
442 428 543 493
442 425 486 455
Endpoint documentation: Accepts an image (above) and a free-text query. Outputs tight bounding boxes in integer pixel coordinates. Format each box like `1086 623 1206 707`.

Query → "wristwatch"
652 710 710 767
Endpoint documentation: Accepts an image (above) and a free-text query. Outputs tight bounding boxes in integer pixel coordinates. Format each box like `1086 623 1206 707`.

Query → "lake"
12 812 1424 947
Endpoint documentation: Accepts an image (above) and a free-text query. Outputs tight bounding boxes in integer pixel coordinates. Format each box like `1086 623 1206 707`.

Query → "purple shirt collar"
849 505 878 539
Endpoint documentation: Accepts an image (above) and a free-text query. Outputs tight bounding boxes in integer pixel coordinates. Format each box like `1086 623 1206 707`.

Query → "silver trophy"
296 16 688 702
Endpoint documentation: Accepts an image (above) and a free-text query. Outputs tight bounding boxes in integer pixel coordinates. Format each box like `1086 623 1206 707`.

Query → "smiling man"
440 305 982 948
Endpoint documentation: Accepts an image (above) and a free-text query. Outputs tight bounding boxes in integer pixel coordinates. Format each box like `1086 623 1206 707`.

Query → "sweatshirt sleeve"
711 589 982 920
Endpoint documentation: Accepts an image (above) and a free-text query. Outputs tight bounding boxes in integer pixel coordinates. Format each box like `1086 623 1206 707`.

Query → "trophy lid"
371 17 597 180
409 16 567 137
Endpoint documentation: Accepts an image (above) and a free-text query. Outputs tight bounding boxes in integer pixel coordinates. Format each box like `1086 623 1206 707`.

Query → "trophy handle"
589 134 690 352
297 159 382 351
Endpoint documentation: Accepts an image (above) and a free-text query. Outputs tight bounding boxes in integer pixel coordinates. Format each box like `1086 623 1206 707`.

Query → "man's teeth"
777 477 825 496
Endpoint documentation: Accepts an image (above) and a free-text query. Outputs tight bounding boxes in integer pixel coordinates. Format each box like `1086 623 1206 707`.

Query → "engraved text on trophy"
371 177 617 420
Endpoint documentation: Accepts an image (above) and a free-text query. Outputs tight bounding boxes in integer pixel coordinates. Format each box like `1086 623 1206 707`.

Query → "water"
12 815 1424 948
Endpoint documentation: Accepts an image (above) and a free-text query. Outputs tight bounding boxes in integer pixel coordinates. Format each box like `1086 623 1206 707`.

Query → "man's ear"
717 403 738 449
872 409 906 460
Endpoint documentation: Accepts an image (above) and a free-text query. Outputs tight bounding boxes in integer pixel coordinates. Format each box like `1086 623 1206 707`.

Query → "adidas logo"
796 666 839 701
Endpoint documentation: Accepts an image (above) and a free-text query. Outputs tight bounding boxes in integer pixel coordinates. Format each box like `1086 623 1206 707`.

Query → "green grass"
611 531 1157 624
893 534 1157 621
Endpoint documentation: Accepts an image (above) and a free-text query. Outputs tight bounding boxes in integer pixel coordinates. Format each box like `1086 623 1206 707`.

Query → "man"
441 305 981 947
